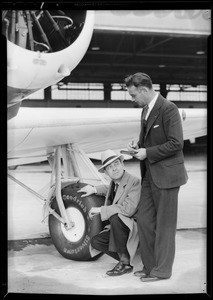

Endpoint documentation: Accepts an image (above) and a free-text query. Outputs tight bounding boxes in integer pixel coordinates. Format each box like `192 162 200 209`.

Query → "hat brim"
98 154 124 173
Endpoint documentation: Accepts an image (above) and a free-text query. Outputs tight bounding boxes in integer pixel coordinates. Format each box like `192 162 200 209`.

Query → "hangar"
7 9 209 110
4 8 210 295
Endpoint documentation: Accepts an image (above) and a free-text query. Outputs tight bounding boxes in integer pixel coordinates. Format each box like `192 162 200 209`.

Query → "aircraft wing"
7 107 207 166
94 10 211 36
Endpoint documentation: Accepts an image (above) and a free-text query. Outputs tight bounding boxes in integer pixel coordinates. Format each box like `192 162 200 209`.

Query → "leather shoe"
140 275 167 282
134 270 147 277
106 262 133 276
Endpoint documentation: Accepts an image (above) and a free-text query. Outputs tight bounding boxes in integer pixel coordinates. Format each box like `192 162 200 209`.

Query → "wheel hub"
61 207 86 242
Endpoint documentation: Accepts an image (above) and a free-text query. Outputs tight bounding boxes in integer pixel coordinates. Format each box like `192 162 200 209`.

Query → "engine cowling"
2 10 94 119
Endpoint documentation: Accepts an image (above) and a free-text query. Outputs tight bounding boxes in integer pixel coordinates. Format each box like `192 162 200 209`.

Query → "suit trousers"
137 163 180 278
91 214 130 262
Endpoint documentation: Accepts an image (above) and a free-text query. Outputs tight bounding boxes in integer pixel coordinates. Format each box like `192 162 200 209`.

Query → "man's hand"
89 207 101 219
77 185 97 198
127 139 139 151
134 148 147 160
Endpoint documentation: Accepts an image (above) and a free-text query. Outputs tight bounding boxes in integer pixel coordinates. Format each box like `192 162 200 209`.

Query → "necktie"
142 105 149 121
113 183 118 200
112 183 119 200
109 183 119 204
114 183 119 196
141 105 149 145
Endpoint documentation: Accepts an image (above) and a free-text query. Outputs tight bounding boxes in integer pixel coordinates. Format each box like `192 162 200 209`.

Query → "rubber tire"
48 182 105 261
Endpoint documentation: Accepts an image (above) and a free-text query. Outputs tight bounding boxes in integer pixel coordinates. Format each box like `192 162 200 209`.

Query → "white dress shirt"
145 93 158 120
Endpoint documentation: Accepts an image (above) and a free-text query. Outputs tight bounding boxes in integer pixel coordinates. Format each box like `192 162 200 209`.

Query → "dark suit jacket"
138 94 188 189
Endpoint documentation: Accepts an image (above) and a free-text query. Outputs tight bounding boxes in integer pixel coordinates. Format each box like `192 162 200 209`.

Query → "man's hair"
124 72 152 89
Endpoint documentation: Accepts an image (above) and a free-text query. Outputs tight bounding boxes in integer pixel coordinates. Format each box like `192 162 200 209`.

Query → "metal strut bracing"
7 172 65 225
7 144 79 229
8 143 108 230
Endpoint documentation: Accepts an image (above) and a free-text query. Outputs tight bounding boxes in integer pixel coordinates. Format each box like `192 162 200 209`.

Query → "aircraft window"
167 84 207 102
51 83 104 100
111 83 160 101
25 83 207 103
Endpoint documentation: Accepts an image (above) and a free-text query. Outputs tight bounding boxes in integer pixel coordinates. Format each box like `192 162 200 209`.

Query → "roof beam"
86 51 206 60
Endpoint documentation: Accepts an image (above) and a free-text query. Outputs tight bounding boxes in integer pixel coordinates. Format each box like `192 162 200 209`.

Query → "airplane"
5 10 207 262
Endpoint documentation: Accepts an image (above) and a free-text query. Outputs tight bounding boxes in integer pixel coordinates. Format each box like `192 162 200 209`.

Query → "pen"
131 140 136 149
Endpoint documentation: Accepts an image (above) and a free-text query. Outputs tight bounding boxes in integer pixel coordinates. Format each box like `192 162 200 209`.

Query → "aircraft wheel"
48 182 105 261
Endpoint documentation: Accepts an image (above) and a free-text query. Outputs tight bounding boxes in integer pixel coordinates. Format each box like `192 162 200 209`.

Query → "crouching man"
78 149 141 276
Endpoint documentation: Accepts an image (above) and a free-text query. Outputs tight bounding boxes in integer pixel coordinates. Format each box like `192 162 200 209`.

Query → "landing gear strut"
8 143 108 261
47 143 107 260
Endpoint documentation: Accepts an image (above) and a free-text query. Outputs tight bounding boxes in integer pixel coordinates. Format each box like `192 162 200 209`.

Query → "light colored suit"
95 171 141 264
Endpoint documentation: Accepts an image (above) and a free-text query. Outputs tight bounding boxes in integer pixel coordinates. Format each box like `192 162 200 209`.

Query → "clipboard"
120 149 138 156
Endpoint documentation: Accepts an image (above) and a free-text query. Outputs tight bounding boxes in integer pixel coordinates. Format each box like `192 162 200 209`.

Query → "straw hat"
98 149 124 173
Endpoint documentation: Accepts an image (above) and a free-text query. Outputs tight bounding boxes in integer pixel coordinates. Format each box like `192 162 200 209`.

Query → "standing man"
125 72 188 282
78 149 141 276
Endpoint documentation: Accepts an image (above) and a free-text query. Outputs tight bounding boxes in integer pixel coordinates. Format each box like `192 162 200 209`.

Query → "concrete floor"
6 152 207 295
7 229 206 295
